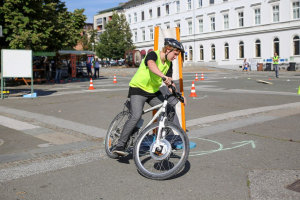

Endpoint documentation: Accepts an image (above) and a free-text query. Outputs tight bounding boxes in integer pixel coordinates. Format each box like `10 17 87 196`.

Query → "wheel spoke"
105 112 130 159
134 122 189 179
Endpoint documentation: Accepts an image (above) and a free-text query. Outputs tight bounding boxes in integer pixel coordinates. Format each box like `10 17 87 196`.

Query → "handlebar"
162 77 185 103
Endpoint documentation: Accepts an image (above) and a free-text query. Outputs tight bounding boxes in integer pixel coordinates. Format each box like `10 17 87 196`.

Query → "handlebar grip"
162 77 173 85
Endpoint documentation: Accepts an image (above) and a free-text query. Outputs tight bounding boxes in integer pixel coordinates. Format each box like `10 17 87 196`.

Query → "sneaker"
113 146 126 156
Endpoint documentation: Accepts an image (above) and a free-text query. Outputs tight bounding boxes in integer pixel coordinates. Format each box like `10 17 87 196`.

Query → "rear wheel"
133 122 189 180
105 111 130 158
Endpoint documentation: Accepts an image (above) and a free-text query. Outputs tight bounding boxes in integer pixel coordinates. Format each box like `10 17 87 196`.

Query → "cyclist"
113 38 187 156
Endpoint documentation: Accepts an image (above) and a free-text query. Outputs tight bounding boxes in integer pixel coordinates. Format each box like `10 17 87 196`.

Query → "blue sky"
63 0 126 23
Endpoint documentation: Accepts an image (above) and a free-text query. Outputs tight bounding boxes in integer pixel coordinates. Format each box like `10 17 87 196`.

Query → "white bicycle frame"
138 99 170 152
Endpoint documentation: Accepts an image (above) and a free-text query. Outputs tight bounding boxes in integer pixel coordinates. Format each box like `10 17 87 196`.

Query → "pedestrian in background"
55 56 62 83
68 59 72 78
94 58 100 79
45 59 50 81
86 60 92 78
243 58 249 73
273 52 279 78
51 59 55 80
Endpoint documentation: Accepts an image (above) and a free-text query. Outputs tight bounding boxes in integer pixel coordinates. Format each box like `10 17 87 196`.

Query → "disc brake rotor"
149 139 171 161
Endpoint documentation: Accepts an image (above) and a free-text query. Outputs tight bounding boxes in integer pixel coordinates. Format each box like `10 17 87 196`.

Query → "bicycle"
105 79 190 180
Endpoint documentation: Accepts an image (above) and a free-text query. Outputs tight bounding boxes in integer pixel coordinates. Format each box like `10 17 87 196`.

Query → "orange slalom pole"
152 26 160 127
176 27 186 132
154 27 159 51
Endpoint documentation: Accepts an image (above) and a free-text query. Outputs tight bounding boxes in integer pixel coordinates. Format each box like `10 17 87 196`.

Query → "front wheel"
105 111 130 158
133 122 189 180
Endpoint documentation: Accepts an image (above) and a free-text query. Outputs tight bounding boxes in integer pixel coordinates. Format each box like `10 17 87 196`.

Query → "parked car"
110 60 118 66
118 59 125 66
100 61 111 68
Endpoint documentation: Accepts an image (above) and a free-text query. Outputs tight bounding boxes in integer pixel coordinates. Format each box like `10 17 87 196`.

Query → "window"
150 28 154 40
142 29 145 41
210 0 214 5
134 31 137 42
128 14 131 24
189 46 193 61
274 37 280 56
157 7 161 17
224 43 229 59
255 39 261 57
176 1 180 13
97 18 102 24
199 0 202 8
177 22 181 28
166 24 170 29
273 5 279 22
188 21 192 34
166 4 169 15
188 0 192 10
239 41 244 58
149 9 152 19
293 1 300 19
294 36 300 55
224 14 229 29
141 11 144 21
211 17 215 31
200 45 204 60
211 44 215 60
238 12 244 27
255 8 261 25
199 19 203 33
134 13 137 22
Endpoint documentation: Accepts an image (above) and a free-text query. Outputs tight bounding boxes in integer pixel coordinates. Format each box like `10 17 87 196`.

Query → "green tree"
96 12 135 60
80 28 98 51
0 0 86 51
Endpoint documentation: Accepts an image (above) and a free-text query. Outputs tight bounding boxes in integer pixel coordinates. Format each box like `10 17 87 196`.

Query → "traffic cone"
200 73 204 81
113 74 117 83
195 73 199 81
189 81 198 97
298 86 300 95
89 78 95 90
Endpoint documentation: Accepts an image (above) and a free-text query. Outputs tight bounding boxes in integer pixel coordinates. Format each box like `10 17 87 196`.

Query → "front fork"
152 115 167 152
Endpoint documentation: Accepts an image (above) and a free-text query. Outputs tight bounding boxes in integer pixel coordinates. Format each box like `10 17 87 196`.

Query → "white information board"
2 49 32 78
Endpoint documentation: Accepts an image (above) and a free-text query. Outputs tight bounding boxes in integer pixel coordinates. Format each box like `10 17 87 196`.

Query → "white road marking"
0 106 107 138
0 116 40 130
0 149 105 182
186 102 300 127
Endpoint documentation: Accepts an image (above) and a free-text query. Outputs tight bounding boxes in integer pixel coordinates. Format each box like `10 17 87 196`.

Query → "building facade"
122 0 300 69
93 5 125 41
74 23 94 51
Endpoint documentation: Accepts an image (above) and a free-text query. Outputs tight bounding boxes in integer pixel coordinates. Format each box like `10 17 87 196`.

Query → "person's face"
166 50 180 61
274 53 277 56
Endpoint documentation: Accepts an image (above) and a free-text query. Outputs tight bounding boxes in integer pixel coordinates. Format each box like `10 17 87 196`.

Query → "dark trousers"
117 94 164 147
274 64 279 77
94 68 99 78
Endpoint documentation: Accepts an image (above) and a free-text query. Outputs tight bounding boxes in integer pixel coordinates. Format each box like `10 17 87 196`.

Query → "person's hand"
163 76 172 86
183 96 187 106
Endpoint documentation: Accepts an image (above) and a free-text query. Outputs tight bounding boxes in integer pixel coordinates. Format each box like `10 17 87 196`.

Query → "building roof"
97 4 124 14
97 0 143 14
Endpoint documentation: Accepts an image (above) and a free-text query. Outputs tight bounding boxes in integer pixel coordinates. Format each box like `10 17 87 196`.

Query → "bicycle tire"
133 122 189 180
105 111 130 159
